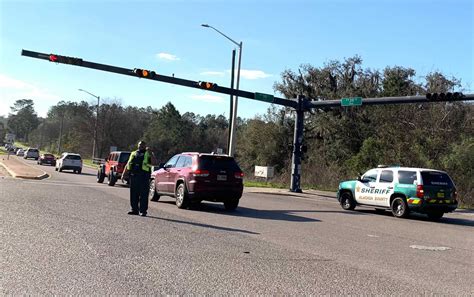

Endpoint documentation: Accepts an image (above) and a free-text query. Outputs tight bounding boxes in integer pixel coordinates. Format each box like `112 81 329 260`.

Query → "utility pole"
229 41 243 157
201 24 243 157
57 112 64 154
78 88 100 160
228 49 236 153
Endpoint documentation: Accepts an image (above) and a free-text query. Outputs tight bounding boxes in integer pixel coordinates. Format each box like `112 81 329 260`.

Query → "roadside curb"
0 159 50 180
244 186 337 201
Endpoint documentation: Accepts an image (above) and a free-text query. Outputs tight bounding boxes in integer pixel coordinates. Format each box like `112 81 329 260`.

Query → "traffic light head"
48 53 82 65
134 68 156 79
197 81 217 90
426 92 463 101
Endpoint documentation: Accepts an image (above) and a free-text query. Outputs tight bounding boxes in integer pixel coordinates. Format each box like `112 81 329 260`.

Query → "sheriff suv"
97 151 131 186
148 152 244 210
337 166 458 220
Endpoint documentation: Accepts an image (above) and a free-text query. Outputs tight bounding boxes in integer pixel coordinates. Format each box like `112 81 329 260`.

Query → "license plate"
217 175 227 181
437 192 445 198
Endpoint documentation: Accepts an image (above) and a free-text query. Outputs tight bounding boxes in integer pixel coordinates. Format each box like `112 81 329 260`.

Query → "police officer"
122 141 152 216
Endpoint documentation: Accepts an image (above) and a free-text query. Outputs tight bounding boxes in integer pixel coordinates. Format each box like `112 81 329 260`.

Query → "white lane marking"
410 245 452 251
367 234 379 238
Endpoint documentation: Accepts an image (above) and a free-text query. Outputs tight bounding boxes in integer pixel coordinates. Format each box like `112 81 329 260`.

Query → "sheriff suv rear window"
421 171 454 187
119 153 131 163
398 171 417 184
198 156 240 171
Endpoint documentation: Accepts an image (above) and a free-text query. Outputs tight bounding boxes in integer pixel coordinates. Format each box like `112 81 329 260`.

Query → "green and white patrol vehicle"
337 166 458 220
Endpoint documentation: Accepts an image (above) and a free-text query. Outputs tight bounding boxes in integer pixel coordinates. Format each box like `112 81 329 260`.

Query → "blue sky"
1 0 473 118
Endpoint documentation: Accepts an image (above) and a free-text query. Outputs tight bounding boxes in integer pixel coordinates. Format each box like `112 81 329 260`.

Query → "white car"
55 153 83 174
24 148 40 160
16 148 25 157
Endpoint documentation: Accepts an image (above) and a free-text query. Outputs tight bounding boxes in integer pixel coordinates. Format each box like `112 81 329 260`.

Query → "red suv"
97 151 131 186
149 153 244 210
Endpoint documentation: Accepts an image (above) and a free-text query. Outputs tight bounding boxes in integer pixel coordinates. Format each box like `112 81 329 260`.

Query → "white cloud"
189 94 225 103
0 74 62 117
239 69 272 80
201 69 272 80
200 71 225 76
156 52 180 61
0 74 32 89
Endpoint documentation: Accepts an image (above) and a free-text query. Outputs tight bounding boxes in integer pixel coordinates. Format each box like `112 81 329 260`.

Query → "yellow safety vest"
126 150 152 173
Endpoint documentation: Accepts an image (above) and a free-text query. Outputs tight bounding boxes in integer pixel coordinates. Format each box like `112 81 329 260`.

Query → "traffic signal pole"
290 95 306 193
21 49 474 193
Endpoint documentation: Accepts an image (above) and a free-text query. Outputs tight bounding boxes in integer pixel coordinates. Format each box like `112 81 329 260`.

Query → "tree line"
4 56 473 206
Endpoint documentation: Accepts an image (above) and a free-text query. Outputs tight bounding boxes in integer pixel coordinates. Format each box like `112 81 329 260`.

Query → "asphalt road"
1 157 473 295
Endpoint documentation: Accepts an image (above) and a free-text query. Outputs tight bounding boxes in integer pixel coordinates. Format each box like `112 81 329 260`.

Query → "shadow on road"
145 215 259 235
154 200 365 222
356 209 474 227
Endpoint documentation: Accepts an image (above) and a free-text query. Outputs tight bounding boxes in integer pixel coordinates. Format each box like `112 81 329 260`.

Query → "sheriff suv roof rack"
377 164 401 168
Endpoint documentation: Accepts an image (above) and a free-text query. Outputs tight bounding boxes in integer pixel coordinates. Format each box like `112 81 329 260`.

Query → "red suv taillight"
193 169 209 177
453 189 457 201
234 172 244 179
416 185 424 198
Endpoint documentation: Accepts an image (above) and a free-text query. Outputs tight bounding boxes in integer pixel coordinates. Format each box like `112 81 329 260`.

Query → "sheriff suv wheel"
340 191 356 210
391 197 409 218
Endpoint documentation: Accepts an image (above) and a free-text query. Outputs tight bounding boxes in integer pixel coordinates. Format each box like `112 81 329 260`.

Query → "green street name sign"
254 92 274 103
341 97 362 106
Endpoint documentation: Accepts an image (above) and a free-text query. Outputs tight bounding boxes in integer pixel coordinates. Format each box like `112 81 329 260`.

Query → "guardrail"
92 157 105 165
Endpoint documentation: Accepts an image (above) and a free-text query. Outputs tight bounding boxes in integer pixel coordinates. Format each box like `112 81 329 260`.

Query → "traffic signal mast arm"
21 50 473 109
307 94 473 109
21 49 297 108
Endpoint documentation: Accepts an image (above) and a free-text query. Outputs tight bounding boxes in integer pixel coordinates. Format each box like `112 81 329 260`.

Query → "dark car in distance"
97 151 131 186
149 152 244 210
37 153 56 166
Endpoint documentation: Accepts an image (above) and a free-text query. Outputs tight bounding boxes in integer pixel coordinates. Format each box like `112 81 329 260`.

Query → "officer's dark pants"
130 172 150 214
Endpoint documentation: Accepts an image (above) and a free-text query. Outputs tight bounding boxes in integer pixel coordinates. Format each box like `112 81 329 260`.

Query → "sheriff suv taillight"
234 172 244 179
193 169 209 177
416 185 424 198
453 189 458 201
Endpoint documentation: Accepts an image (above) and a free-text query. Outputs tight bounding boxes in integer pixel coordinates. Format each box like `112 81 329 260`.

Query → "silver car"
24 148 40 160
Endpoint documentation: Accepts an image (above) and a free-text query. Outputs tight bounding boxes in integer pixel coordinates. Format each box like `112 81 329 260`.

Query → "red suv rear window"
198 155 240 171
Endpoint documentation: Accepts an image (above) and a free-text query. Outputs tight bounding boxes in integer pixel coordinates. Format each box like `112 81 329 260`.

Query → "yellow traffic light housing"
198 81 217 90
134 68 156 78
